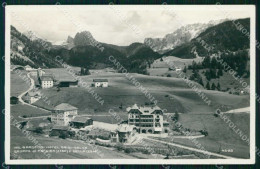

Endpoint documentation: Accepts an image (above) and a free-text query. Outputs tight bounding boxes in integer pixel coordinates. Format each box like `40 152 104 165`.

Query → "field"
147 56 250 93
10 126 137 159
10 67 251 159
11 70 31 97
33 69 249 115
152 113 250 158
147 56 203 76
11 104 51 121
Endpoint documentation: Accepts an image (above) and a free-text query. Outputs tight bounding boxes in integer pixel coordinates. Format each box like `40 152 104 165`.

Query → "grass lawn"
10 130 137 159
11 70 30 97
33 70 249 115
11 104 51 121
154 113 250 159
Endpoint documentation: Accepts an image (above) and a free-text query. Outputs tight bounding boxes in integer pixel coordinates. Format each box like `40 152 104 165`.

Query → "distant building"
37 68 45 77
93 79 108 87
17 45 23 51
175 67 182 71
40 75 54 88
70 116 93 129
29 69 38 76
50 125 69 136
51 103 78 126
110 124 135 143
59 80 78 87
25 65 33 71
24 91 41 104
127 104 169 134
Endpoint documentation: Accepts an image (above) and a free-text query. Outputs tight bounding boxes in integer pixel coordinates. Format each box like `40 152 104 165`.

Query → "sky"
8 5 253 46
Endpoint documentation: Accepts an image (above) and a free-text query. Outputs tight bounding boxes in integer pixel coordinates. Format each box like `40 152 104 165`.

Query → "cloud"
8 5 252 46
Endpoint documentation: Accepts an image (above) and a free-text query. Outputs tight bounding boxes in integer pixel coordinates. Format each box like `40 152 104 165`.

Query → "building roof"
59 79 78 83
25 65 31 68
27 91 41 97
93 79 108 82
71 116 92 123
41 75 53 81
127 104 163 114
117 124 134 133
54 103 78 111
52 125 69 130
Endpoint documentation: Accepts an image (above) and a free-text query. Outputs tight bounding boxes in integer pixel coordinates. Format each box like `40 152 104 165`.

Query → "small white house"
51 103 78 126
25 91 41 104
18 45 23 51
93 79 108 87
40 75 54 88
175 67 182 71
37 68 45 77
25 65 33 71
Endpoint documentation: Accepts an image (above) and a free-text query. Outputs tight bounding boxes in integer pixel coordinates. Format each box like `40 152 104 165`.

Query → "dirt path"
224 107 250 114
17 72 50 113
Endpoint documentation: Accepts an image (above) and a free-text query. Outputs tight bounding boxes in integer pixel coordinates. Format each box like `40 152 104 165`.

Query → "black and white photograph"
4 4 256 165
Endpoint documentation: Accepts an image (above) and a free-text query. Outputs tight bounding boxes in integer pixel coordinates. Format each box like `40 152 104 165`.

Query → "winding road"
17 72 50 113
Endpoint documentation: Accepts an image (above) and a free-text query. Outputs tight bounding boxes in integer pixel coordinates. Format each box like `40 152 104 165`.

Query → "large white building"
127 104 169 134
51 103 78 126
93 79 108 87
40 75 54 88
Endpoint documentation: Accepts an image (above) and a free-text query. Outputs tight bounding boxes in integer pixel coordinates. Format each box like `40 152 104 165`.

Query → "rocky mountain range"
10 18 250 74
144 19 227 54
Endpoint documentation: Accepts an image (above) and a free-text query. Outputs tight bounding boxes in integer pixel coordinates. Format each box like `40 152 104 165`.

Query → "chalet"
127 104 169 134
59 79 78 87
175 67 182 71
24 91 41 104
110 124 135 143
93 79 108 87
29 69 38 76
51 103 78 126
37 68 45 77
40 75 54 88
70 116 93 129
50 125 69 136
25 65 33 71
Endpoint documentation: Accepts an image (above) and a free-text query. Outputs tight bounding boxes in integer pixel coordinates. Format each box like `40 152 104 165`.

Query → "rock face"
73 31 96 46
144 20 226 54
11 26 61 68
164 18 250 59
67 36 74 43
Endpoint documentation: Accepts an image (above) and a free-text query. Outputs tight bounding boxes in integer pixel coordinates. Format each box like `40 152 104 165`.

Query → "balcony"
154 127 163 131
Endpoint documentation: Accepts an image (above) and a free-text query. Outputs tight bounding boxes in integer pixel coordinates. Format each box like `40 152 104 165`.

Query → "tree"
34 127 44 134
160 57 163 61
206 82 211 90
217 82 221 91
198 78 204 87
211 82 216 90
205 70 211 81
217 69 223 77
183 66 187 73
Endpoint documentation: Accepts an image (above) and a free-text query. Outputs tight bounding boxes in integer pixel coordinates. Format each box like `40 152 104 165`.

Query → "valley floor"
9 68 251 159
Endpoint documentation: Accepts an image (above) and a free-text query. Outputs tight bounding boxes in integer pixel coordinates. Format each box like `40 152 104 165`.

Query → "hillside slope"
165 18 250 58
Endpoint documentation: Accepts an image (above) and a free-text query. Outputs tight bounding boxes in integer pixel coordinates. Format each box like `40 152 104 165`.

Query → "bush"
167 74 171 77
47 117 51 122
59 132 69 139
34 127 44 134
